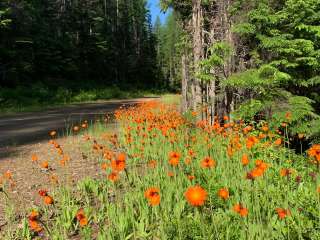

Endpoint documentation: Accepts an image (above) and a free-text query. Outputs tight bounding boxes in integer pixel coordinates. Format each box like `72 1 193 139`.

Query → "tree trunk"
181 53 189 112
191 0 203 112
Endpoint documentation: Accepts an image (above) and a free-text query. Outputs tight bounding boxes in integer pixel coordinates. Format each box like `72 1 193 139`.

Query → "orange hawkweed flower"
167 171 174 177
101 162 109 170
169 152 180 167
117 152 126 162
276 208 290 219
31 154 38 162
285 112 292 120
274 138 282 146
218 188 229 200
73 126 80 132
200 157 216 169
187 175 195 181
308 144 320 162
28 210 39 221
144 187 160 206
241 154 249 166
4 170 12 180
76 209 88 227
44 195 54 205
184 186 207 207
239 207 248 217
246 136 259 149
233 203 248 217
111 159 126 172
29 219 42 232
79 217 88 227
148 160 157 168
41 161 49 169
255 160 268 171
108 172 119 182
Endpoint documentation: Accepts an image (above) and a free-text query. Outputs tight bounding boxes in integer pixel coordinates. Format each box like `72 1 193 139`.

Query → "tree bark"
191 0 203 112
181 53 189 112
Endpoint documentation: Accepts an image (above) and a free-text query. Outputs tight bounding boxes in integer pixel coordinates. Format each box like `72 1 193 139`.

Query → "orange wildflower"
29 210 39 221
101 162 109 170
41 161 49 169
169 151 180 167
233 203 248 217
117 152 126 162
111 159 126 172
167 171 174 177
187 175 195 181
241 154 249 166
108 172 119 182
218 188 229 200
239 207 248 217
44 195 54 205
29 219 42 233
148 160 157 168
246 136 259 149
169 157 179 166
76 209 88 227
4 170 12 180
276 208 290 220
144 187 160 206
308 144 320 162
73 126 80 132
200 157 216 169
250 167 264 178
274 138 282 146
31 154 38 162
255 160 268 171
185 186 207 207
285 112 292 120
191 111 197 117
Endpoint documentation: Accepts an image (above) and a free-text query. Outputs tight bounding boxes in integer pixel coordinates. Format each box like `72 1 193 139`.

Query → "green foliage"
154 11 185 90
0 8 11 27
230 0 320 138
197 42 233 82
0 0 161 93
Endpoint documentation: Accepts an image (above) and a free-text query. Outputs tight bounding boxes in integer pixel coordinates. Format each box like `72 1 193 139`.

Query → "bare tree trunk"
191 0 203 112
181 53 189 112
205 0 236 120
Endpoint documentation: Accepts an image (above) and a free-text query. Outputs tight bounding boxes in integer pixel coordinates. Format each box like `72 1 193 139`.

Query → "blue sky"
147 0 170 24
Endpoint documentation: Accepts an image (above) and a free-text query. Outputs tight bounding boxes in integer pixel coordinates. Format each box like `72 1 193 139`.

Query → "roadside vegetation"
1 100 320 239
